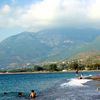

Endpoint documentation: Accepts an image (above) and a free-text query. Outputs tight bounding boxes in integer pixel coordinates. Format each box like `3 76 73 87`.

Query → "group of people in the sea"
4 90 37 99
18 90 37 98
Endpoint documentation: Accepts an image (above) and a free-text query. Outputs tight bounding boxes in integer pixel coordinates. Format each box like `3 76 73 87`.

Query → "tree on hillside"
69 61 79 70
94 63 100 70
34 65 44 71
44 64 58 71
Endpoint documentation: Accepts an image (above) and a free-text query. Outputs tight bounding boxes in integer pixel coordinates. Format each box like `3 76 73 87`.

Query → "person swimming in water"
18 92 23 97
29 90 37 98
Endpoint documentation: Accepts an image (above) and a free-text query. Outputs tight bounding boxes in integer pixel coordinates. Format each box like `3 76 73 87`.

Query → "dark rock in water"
80 75 100 81
90 75 100 81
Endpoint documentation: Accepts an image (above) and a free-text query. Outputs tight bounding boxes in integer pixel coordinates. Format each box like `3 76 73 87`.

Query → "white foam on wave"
61 78 91 87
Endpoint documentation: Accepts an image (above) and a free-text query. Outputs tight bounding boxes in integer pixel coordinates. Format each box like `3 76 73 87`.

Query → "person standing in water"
29 90 37 98
76 69 79 76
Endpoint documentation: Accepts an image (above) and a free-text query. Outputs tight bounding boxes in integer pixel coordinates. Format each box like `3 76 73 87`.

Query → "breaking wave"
60 78 91 87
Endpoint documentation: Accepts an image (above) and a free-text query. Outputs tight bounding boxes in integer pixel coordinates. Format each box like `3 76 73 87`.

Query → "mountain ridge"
0 28 100 67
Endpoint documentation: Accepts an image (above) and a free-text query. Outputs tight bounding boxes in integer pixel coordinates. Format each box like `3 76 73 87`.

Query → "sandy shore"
0 70 100 74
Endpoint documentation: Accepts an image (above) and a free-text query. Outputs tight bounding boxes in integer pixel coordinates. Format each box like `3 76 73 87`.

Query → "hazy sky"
0 0 100 41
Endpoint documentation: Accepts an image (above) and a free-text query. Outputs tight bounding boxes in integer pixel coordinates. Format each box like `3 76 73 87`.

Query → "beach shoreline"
0 70 100 74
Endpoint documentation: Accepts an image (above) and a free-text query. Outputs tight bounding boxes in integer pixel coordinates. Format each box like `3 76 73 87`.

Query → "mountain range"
0 28 100 67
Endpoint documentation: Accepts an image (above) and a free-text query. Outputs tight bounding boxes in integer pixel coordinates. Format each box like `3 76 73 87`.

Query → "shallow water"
0 72 100 100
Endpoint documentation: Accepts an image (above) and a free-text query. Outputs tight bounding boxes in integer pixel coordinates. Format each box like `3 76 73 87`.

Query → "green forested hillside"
0 28 100 67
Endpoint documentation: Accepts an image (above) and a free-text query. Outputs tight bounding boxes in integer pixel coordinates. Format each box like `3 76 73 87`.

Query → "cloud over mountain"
0 0 100 31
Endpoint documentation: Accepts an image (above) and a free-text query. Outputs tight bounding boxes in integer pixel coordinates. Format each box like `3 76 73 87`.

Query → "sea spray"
60 78 91 87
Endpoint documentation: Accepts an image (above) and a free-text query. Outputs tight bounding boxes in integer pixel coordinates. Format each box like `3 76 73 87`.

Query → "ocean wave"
60 78 91 87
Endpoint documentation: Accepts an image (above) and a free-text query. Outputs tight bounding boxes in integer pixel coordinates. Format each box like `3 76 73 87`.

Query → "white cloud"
1 4 11 14
15 0 89 28
17 0 60 27
0 0 100 31
88 0 100 21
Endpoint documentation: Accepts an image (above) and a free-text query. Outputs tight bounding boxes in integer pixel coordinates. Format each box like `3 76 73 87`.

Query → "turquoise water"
0 72 100 100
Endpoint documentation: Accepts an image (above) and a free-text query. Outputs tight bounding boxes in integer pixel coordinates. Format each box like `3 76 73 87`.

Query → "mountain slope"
0 28 100 67
0 32 52 67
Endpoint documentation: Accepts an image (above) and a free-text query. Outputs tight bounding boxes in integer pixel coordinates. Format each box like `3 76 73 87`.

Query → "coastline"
0 70 100 75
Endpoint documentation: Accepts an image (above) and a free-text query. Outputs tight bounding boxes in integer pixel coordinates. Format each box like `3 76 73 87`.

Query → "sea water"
0 72 100 100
